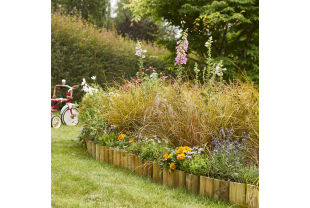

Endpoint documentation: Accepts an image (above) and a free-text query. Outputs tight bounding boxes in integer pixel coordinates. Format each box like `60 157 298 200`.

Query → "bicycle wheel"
61 108 79 126
51 115 61 128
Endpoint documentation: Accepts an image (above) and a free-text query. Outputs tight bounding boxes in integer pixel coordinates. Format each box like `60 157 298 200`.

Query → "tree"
124 0 259 85
113 0 177 43
51 0 112 29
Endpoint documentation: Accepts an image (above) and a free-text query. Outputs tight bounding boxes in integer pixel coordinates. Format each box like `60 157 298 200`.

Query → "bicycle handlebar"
52 84 79 98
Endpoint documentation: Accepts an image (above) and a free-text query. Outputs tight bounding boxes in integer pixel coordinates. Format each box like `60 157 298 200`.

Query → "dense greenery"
125 0 259 85
113 0 173 43
51 12 170 102
51 0 113 29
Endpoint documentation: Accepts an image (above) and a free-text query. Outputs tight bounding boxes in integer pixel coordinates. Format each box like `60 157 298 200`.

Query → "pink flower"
142 55 145 58
155 98 160 105
162 76 169 80
143 50 147 52
146 66 156 72
136 46 140 49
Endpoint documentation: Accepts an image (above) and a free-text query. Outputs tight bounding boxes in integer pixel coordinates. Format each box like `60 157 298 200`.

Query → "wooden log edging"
85 141 259 207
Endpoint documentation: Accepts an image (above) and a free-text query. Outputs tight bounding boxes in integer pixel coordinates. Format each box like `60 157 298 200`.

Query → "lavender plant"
208 128 248 182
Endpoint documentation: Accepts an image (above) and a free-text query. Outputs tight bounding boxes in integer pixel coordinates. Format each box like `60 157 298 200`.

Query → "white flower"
143 50 147 52
205 42 209 47
222 68 227 71
91 76 96 80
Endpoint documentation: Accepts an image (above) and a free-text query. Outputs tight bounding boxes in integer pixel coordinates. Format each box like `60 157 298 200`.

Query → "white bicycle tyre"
61 108 79 126
51 115 62 128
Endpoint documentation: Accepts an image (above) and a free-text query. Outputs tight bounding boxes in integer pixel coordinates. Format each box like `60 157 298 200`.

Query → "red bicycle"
51 80 79 128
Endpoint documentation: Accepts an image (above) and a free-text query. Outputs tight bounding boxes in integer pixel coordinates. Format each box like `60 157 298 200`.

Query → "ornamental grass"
81 77 259 165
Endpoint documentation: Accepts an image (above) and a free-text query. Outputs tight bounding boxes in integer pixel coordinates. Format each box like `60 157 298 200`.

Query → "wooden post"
246 184 259 208
100 146 105 162
152 163 163 184
134 156 142 175
128 154 135 171
92 142 96 159
96 144 100 161
120 151 124 168
178 170 186 189
186 173 192 192
200 176 207 195
146 161 153 178
214 179 229 200
104 147 109 162
86 141 91 154
174 170 180 188
229 182 246 205
142 159 147 176
108 148 113 164
163 168 169 185
205 177 214 197
167 170 175 187
124 152 128 169
191 174 200 194
113 149 118 166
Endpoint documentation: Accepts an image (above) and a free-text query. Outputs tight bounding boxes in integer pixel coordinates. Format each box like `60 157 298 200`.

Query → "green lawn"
51 124 239 208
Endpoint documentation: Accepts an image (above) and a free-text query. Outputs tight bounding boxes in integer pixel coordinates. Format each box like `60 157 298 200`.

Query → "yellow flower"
170 163 177 170
179 153 185 160
176 149 183 155
169 154 173 157
183 146 191 152
177 153 186 160
118 134 125 141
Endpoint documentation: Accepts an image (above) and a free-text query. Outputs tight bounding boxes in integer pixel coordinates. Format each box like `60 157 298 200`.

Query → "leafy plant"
98 132 119 147
180 154 211 176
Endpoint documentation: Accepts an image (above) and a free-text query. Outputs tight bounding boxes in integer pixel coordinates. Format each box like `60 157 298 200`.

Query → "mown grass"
51 124 242 208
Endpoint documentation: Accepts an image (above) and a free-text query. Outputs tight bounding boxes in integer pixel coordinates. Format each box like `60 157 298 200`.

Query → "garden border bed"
86 141 259 208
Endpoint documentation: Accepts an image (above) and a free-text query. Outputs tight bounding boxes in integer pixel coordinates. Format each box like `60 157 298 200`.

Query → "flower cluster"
162 145 193 171
174 34 189 65
140 136 169 144
135 43 147 58
81 77 98 95
122 82 131 90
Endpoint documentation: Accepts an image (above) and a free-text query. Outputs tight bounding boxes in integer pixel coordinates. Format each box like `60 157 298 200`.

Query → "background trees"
125 0 259 85
51 0 112 29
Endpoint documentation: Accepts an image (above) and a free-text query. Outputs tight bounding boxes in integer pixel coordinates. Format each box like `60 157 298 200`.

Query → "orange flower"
170 163 177 170
176 149 183 155
129 139 136 144
118 134 125 141
163 152 169 160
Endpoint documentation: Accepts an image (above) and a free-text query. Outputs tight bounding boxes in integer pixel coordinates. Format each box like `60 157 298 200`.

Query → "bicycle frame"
51 84 78 117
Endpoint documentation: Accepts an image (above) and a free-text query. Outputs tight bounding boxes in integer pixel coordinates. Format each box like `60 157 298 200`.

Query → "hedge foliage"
51 12 170 102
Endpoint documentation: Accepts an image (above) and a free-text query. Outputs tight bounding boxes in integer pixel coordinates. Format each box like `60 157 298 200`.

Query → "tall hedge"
51 13 170 102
